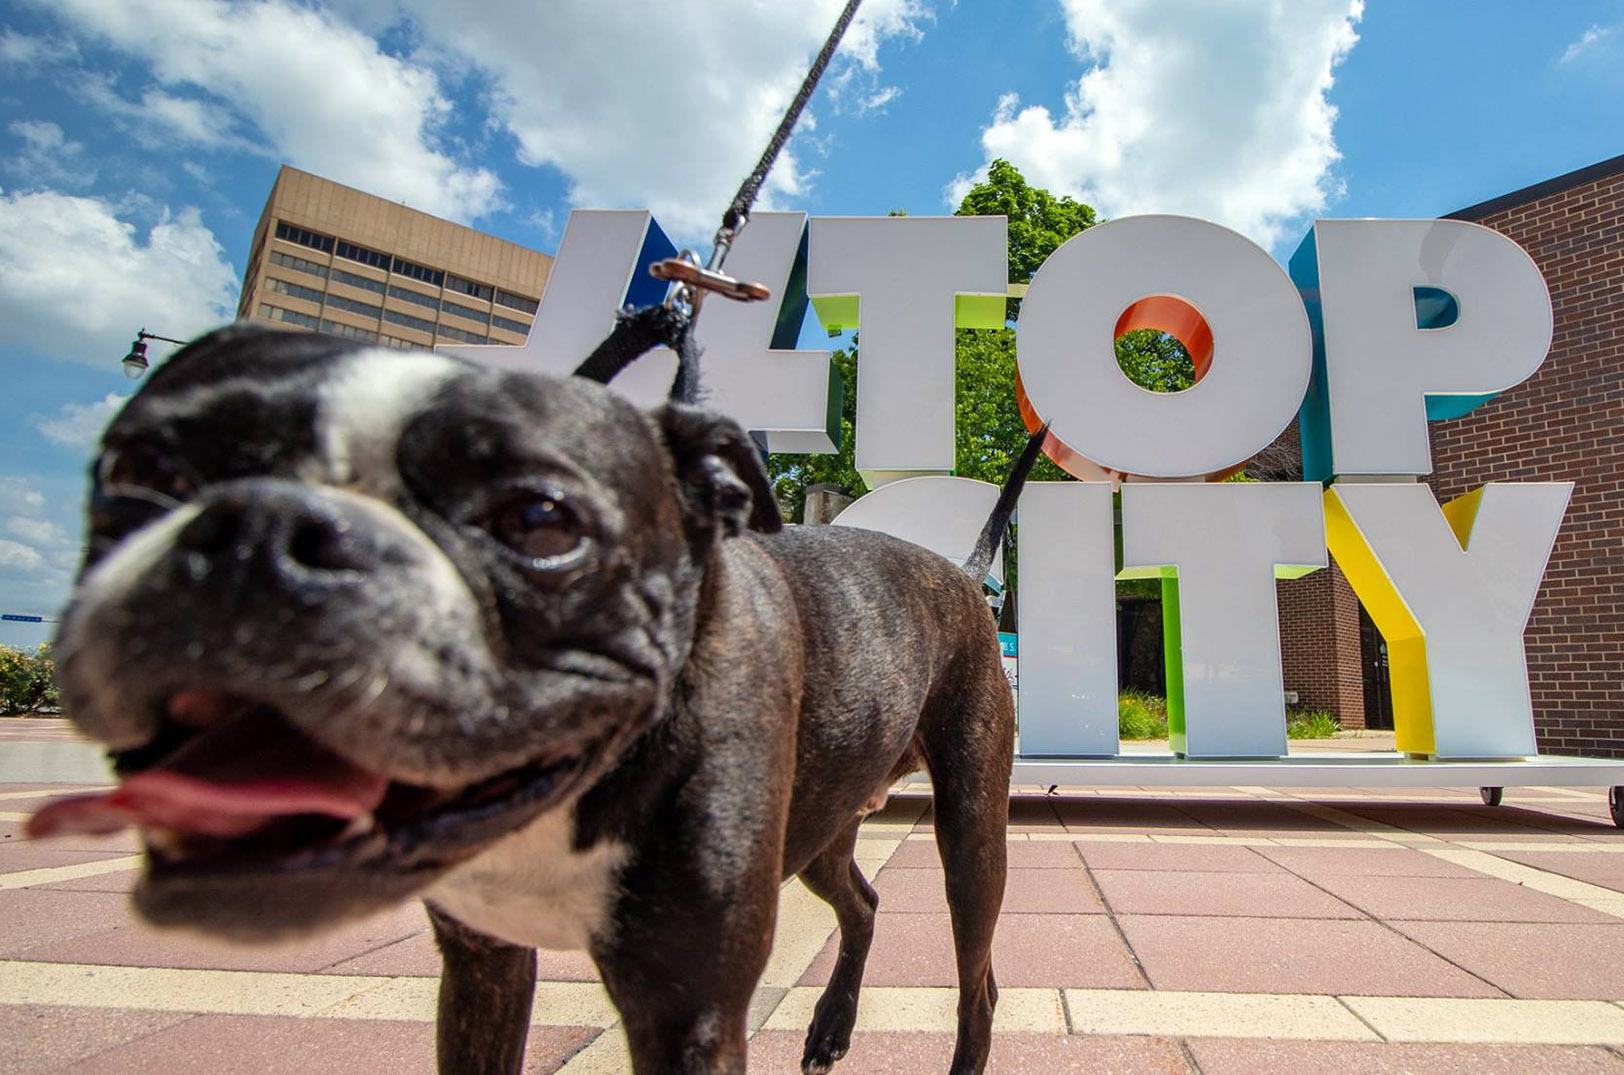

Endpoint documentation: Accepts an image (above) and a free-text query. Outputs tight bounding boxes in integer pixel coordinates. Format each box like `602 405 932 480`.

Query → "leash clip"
653 249 771 315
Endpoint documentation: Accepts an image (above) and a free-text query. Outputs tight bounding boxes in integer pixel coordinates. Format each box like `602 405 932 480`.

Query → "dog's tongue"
27 707 388 840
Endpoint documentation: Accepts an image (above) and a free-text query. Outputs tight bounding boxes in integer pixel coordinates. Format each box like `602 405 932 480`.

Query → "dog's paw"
801 989 858 1074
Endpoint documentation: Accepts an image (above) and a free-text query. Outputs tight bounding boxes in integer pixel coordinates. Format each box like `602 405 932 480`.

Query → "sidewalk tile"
746 1030 1187 1074
1257 845 1483 878
874 866 1103 915
1312 875 1618 923
0 845 135 873
1052 800 1207 834
763 985 1063 1033
17 901 429 973
0 889 130 956
1186 1038 1624 1074
1343 995 1624 1044
0 1004 195 1075
1390 921 1624 1000
797 911 1144 989
1075 840 1282 873
55 1014 596 1074
3 822 138 855
1092 869 1365 919
1493 851 1624 893
884 838 1082 869
1117 915 1504 997
1064 987 1374 1040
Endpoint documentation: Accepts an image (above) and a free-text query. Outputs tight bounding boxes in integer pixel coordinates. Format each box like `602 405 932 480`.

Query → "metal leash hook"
650 243 771 317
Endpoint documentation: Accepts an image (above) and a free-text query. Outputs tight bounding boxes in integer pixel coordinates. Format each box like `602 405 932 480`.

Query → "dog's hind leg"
797 815 878 1074
427 902 537 1075
920 684 1012 1074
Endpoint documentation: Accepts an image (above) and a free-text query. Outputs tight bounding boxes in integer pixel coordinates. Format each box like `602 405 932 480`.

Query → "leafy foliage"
1117 689 1169 740
1286 709 1341 739
0 644 60 715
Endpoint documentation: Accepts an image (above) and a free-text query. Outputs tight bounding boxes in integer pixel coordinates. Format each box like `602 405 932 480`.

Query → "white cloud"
6 119 96 188
7 517 69 548
38 0 502 222
0 539 45 570
393 0 932 239
0 187 239 366
80 77 260 155
1561 23 1617 64
949 0 1363 252
31 393 129 451
0 27 79 69
0 479 47 515
0 478 84 619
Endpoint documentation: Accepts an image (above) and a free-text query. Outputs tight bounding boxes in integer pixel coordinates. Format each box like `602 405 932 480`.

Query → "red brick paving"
1387 920 1624 1000
798 910 1147 989
1184 1038 1624 1074
746 1030 1191 1074
7 777 1624 1071
1116 915 1506 996
1091 868 1364 919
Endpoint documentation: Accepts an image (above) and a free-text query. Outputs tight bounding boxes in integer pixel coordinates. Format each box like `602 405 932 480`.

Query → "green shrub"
0 644 61 716
1286 708 1340 739
1118 690 1169 740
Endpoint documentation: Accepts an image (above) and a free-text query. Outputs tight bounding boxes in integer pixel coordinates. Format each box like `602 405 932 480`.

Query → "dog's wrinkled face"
34 325 776 939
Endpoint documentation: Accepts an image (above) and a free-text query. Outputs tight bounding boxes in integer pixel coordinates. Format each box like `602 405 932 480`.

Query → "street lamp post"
122 328 187 380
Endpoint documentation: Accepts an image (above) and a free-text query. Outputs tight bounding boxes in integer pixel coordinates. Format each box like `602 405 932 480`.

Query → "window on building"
383 309 436 334
275 222 334 253
436 324 489 345
392 257 445 287
335 240 390 271
445 274 494 301
440 299 490 325
269 251 329 279
320 320 379 342
491 314 532 336
379 334 426 351
388 285 439 309
494 289 540 314
330 267 386 294
265 277 326 304
326 294 383 320
259 303 320 329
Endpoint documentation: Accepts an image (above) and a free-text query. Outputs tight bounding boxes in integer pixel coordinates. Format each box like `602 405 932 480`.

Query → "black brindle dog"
32 325 1040 1073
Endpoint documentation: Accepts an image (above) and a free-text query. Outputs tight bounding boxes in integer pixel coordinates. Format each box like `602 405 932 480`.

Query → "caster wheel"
1610 787 1624 829
1480 786 1503 807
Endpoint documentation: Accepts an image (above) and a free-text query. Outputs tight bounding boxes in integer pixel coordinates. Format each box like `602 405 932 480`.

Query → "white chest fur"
426 809 629 952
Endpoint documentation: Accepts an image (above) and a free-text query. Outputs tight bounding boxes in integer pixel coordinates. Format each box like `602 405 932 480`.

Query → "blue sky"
1 0 1621 648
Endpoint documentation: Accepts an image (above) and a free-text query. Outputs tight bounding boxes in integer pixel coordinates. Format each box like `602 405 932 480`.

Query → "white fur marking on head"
315 349 458 489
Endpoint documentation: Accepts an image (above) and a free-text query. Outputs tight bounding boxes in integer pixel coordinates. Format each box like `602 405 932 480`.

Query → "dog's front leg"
428 902 538 1075
593 878 780 1075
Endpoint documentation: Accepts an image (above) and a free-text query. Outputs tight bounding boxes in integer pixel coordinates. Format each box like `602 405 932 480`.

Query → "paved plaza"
4 717 1624 1072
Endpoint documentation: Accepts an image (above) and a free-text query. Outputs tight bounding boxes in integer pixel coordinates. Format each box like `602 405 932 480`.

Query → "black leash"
574 0 864 402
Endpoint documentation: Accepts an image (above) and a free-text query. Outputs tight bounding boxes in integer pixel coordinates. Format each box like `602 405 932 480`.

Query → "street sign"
1 614 45 623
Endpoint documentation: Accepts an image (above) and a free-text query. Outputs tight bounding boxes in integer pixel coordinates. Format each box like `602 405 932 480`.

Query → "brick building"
1278 152 1624 756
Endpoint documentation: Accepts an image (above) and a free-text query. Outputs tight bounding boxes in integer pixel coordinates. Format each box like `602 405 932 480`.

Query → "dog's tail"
962 422 1050 586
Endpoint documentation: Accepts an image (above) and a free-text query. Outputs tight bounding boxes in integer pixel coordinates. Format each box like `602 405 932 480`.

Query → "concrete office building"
237 166 552 352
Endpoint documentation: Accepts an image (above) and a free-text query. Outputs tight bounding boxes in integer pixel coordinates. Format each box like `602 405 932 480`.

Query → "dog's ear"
656 403 783 538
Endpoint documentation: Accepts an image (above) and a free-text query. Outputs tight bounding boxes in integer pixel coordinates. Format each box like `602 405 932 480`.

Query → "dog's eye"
99 443 198 503
490 494 584 562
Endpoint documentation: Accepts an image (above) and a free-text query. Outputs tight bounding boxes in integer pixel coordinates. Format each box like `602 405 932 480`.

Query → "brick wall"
1430 159 1624 756
1277 563 1366 727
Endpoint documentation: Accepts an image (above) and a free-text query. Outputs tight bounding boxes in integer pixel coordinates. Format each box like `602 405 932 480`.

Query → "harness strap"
572 305 703 404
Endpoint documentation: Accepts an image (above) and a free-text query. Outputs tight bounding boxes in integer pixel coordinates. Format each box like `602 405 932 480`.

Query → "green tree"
0 643 61 715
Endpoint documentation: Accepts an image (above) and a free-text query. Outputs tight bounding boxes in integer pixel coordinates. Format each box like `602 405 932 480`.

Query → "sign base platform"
905 752 1624 828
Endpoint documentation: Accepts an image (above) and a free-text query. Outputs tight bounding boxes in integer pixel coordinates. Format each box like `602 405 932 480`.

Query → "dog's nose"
175 481 393 584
